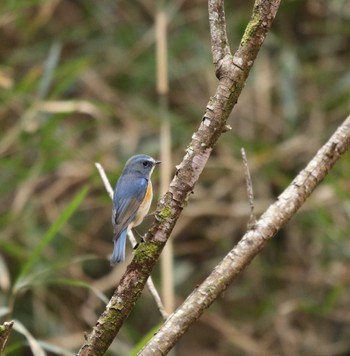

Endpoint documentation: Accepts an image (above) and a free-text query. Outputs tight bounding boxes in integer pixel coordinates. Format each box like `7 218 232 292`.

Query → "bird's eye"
143 161 149 167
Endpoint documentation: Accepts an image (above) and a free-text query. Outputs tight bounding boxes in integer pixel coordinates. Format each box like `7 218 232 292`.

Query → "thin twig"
94 162 168 319
94 163 113 200
241 148 257 228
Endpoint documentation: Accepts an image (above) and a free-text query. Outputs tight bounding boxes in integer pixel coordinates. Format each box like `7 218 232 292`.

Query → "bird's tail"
110 229 127 265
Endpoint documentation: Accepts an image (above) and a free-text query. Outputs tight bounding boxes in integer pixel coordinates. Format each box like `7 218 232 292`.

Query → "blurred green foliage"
1 0 350 355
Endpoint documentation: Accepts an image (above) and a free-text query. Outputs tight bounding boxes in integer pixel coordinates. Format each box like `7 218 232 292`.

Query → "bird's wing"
112 176 148 239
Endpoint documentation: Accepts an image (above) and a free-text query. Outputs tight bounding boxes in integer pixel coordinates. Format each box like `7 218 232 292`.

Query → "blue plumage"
110 154 160 265
111 229 127 264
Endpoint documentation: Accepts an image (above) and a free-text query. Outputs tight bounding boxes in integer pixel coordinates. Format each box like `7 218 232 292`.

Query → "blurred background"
1 0 350 355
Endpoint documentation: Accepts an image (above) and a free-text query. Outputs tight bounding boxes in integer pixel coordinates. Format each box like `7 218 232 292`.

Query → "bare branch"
139 116 350 355
208 0 231 66
78 1 282 354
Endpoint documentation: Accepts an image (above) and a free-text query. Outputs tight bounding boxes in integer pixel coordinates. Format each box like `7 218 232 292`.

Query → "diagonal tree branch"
78 0 281 354
139 115 350 355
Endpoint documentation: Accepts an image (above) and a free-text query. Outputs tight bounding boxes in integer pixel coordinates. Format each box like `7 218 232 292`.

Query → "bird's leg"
145 211 156 219
132 228 145 249
132 212 156 249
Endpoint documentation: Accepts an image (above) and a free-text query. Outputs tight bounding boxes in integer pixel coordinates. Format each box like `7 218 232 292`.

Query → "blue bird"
111 154 161 265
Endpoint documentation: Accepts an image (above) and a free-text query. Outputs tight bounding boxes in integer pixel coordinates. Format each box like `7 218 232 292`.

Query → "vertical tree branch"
139 115 350 355
208 0 231 66
78 1 281 354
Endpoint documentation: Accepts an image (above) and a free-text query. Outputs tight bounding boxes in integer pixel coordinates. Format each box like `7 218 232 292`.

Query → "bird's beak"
154 160 161 165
